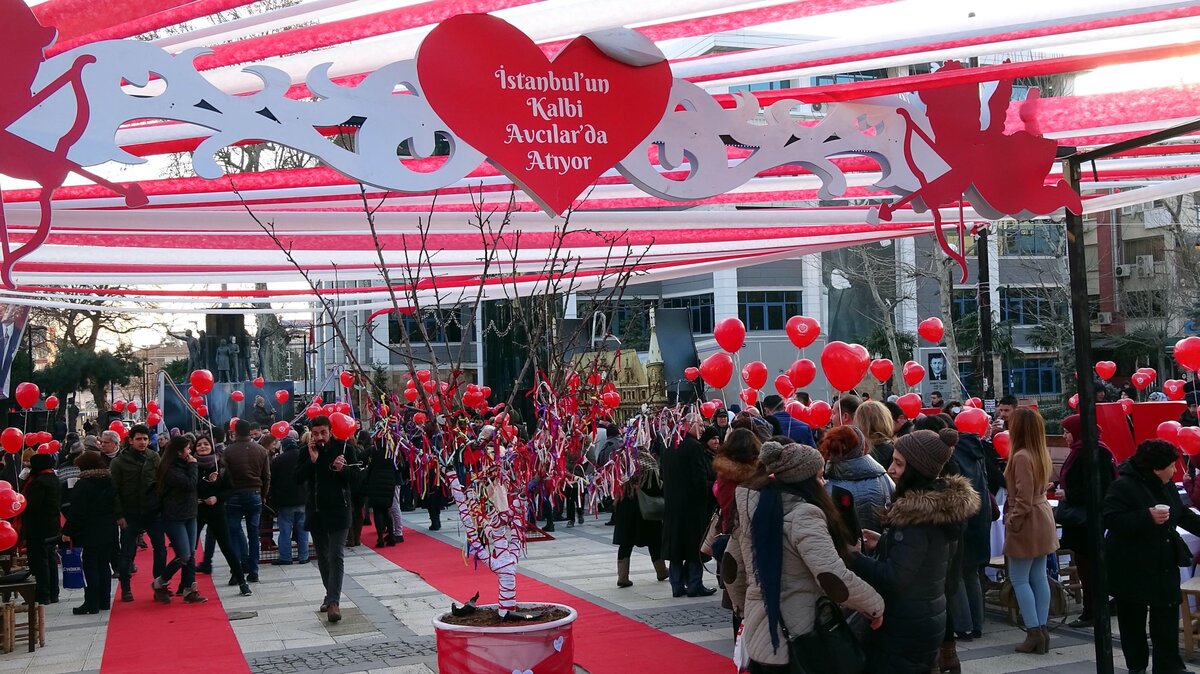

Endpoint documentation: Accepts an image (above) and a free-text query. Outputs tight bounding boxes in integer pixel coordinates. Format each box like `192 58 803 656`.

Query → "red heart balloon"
13 382 38 410
1120 398 1134 415
146 413 162 427
821 342 870 392
869 359 894 383
127 401 138 414
329 412 356 440
787 359 816 389
1068 393 1079 409
1138 367 1158 383
0 521 16 550
231 391 245 402
336 402 352 415
1159 420 1183 445
700 352 734 390
275 390 290 404
602 391 621 408
684 366 699 382
196 404 209 417
774 375 795 398
992 431 1011 460
1177 336 1200 372
902 361 926 387
1180 426 1200 456
1094 361 1117 381
189 369 214 395
1164 379 1187 401
955 408 990 436
896 392 922 420
44 396 58 411
271 421 290 439
417 370 432 382
253 377 265 388
807 400 833 428
785 316 821 349
1131 372 1153 390
965 397 983 409
416 14 672 215
305 405 321 419
339 371 355 388
786 401 808 422
714 318 747 353
741 361 768 390
700 401 718 419
112 399 126 413
146 400 160 414
917 317 945 343
739 388 758 406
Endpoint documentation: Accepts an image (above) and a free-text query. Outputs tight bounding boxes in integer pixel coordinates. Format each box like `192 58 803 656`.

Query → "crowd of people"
604 390 1200 674
14 414 412 624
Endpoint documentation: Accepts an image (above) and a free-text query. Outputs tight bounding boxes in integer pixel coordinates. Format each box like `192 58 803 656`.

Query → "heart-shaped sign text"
417 14 672 215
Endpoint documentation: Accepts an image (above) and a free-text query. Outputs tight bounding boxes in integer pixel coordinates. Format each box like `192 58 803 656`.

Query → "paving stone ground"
0 511 1161 672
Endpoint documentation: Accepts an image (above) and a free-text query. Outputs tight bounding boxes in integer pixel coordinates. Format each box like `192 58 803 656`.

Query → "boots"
374 533 386 548
936 640 961 673
1014 625 1046 654
183 585 208 604
1040 626 1050 654
617 559 633 588
652 559 669 582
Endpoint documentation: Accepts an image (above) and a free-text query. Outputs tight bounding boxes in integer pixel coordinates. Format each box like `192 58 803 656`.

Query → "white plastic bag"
732 622 749 671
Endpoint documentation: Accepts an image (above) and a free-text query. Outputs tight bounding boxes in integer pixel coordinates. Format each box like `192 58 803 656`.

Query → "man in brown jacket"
224 419 270 582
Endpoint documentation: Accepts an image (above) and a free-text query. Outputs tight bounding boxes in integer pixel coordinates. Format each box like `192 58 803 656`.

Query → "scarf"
751 484 785 652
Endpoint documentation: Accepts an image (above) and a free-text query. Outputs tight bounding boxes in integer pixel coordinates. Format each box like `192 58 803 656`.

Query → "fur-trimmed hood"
881 474 980 527
713 454 760 485
78 468 111 480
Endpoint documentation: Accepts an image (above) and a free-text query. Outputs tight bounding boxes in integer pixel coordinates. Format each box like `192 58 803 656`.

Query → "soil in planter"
440 605 570 627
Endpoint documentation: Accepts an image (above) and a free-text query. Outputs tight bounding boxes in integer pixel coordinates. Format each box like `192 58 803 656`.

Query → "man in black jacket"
270 437 308 565
24 453 61 604
296 415 360 623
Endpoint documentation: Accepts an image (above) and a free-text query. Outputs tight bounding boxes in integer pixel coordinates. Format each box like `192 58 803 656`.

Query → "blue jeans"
1010 555 1050 629
276 506 308 563
225 492 262 575
161 518 198 589
668 558 704 594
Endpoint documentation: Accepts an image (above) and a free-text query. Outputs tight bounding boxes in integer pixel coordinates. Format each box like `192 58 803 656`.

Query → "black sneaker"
239 582 252 596
196 563 212 575
247 572 259 583
228 576 240 587
272 560 292 566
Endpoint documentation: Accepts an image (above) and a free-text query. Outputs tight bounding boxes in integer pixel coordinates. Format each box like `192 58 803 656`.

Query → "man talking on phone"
296 415 360 623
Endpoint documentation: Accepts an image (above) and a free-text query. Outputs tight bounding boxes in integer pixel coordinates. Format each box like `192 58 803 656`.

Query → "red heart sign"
416 15 672 215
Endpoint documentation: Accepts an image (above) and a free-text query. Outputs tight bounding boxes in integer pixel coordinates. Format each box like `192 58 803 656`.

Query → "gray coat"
825 455 894 535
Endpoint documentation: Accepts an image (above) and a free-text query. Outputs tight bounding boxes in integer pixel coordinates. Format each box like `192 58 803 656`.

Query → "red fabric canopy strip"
33 0 197 44
535 0 899 56
46 0 265 56
743 40 1200 104
684 5 1200 84
185 0 543 73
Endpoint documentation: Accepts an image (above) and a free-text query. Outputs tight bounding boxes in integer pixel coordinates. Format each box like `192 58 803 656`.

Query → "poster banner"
0 305 30 398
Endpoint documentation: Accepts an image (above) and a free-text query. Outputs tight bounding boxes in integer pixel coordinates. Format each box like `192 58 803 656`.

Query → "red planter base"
433 603 577 674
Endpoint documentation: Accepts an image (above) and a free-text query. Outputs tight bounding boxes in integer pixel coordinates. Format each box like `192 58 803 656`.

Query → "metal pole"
1062 157 1114 673
977 227 995 401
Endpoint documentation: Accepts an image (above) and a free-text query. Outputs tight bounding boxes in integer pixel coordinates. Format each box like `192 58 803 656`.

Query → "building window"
1000 288 1055 326
1006 358 1060 396
389 309 466 344
661 293 715 334
738 291 803 331
729 80 792 93
951 289 977 322
1122 290 1166 319
812 69 888 86
999 223 1062 256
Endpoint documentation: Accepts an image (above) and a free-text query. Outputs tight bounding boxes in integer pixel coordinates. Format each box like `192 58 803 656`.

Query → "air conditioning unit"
1136 254 1155 277
1097 312 1113 325
1114 264 1133 278
811 102 825 114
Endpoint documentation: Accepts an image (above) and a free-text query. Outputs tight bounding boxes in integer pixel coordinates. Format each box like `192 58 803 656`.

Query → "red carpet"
367 525 732 674
101 545 248 673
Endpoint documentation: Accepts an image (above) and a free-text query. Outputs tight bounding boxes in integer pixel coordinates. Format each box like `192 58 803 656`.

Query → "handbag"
636 468 665 521
783 595 867 674
61 546 85 589
1054 501 1086 527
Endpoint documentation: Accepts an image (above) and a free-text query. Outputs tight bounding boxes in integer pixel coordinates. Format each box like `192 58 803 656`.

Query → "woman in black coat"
22 453 61 605
150 436 204 604
1103 439 1200 674
62 451 118 614
612 438 667 587
195 435 250 596
852 429 980 674
660 416 716 598
1058 414 1116 628
365 445 399 547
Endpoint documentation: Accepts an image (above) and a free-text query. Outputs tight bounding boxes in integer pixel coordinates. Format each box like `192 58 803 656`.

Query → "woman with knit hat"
820 425 894 534
1057 413 1117 629
1002 408 1058 654
725 441 884 674
850 428 980 673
